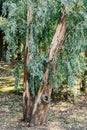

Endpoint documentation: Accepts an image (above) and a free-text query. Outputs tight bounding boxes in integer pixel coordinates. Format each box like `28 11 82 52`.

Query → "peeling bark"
23 7 66 126
0 31 3 61
23 7 32 120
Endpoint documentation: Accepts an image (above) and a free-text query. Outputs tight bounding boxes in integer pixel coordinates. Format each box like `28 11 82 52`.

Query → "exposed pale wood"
23 7 32 120
49 15 66 61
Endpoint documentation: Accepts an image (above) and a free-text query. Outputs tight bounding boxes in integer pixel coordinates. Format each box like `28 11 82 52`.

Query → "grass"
0 61 23 93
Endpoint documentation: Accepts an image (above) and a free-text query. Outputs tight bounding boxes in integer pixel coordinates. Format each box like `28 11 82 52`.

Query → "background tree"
1 0 87 126
0 0 9 61
0 0 4 61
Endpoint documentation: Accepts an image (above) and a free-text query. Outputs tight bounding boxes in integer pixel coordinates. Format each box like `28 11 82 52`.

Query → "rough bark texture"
23 7 66 126
84 50 87 92
23 7 32 120
0 31 3 61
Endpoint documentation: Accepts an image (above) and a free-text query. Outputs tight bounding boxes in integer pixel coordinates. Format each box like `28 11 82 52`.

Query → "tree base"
23 85 52 126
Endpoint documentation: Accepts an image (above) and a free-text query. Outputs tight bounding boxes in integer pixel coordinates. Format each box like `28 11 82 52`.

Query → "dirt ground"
0 62 87 130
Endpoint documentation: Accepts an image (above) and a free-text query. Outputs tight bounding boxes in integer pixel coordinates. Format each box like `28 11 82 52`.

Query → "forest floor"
0 61 87 130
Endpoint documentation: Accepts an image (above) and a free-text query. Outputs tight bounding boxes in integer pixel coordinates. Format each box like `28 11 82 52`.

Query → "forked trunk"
23 7 66 126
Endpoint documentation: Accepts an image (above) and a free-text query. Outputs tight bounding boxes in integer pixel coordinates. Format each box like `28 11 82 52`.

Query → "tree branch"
32 11 66 116
49 14 66 61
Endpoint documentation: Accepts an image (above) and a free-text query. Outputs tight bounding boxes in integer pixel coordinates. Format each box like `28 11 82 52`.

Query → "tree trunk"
84 50 87 93
23 7 32 120
23 7 66 126
0 30 3 61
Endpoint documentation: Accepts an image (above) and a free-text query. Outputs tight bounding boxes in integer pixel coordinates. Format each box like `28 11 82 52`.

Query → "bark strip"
23 7 32 120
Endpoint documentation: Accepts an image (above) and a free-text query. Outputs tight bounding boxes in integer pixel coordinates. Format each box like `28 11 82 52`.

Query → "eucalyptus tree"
2 0 87 126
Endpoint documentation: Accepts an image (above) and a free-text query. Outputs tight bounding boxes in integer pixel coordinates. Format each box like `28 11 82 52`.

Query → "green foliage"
27 0 61 94
53 0 87 95
2 0 27 61
1 0 87 96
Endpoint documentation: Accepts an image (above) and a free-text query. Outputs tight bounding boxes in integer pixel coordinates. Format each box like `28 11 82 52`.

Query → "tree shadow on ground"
0 62 87 130
0 92 87 130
